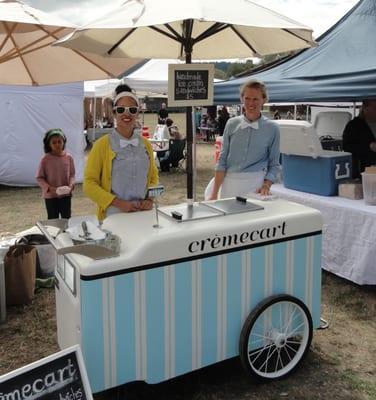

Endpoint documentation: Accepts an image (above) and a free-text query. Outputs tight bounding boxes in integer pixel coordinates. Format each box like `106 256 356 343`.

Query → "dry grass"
0 139 375 400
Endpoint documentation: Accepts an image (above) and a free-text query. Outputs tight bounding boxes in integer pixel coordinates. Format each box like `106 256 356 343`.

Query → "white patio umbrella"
0 0 143 85
56 0 316 200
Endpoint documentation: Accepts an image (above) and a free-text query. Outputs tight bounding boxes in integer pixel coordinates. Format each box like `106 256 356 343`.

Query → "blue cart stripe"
312 235 322 327
225 252 242 358
81 280 105 393
145 267 165 382
175 261 193 376
200 256 218 367
273 242 287 295
292 238 307 302
250 247 266 308
114 274 136 383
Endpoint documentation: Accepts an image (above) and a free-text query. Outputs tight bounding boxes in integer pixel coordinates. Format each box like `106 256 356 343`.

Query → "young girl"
36 129 75 219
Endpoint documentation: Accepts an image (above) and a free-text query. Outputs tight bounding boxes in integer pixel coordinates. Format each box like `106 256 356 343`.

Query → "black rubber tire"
239 294 313 381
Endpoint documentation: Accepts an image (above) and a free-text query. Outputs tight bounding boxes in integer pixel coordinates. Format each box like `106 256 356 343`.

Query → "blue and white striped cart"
51 198 322 394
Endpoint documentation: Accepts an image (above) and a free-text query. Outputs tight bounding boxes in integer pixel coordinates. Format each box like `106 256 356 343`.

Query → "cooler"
275 120 352 196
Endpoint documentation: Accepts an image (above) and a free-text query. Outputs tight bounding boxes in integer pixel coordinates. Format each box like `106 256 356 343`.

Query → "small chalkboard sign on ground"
0 345 93 400
168 63 214 107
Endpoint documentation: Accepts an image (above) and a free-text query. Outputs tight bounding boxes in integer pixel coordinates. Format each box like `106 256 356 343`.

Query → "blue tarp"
214 0 376 104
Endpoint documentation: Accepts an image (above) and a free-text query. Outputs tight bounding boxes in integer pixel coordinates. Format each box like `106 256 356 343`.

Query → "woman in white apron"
207 80 280 200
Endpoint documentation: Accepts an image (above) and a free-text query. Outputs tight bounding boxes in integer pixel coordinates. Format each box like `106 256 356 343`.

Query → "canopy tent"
84 79 122 98
85 59 219 98
122 59 184 95
214 0 376 104
0 82 85 186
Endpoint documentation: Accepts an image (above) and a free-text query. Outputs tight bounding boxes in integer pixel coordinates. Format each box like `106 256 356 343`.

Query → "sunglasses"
113 106 139 115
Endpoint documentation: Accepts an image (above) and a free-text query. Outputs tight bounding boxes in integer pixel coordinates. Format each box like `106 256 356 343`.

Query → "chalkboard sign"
168 63 214 107
0 345 93 400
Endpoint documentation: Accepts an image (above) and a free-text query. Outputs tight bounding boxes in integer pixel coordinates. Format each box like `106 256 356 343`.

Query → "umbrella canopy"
56 0 315 60
0 0 143 85
56 0 315 200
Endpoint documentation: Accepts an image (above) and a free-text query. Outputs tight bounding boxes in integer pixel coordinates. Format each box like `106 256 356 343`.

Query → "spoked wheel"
239 294 313 381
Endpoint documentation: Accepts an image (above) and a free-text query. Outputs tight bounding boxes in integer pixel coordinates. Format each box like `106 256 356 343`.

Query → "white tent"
123 59 184 95
84 79 121 98
84 59 181 98
0 82 85 186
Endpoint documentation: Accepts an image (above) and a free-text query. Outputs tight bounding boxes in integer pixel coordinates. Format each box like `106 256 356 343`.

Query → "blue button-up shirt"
216 115 281 182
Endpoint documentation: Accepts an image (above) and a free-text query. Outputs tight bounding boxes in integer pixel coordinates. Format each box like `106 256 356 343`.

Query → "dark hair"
115 83 134 96
43 129 66 153
109 83 138 109
166 118 173 127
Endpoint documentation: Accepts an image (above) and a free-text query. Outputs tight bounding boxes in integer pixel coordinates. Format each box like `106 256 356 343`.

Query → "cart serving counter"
38 197 322 393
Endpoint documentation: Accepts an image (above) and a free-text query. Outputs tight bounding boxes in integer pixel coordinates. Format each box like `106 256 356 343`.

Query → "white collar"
119 136 139 148
240 115 260 130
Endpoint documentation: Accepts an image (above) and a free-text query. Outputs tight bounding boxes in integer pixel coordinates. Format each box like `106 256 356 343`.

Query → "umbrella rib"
193 22 229 44
108 28 137 55
229 26 259 56
282 29 312 45
149 25 183 42
0 22 17 53
7 28 37 84
0 26 65 63
2 41 56 63
44 27 117 77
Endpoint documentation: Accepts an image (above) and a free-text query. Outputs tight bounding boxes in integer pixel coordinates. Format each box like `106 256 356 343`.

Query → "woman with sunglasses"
83 84 159 221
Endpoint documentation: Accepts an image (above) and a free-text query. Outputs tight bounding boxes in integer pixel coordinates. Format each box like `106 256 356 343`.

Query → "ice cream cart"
37 197 322 394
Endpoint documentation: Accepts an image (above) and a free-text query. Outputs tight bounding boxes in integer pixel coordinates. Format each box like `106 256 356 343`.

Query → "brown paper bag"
4 245 36 306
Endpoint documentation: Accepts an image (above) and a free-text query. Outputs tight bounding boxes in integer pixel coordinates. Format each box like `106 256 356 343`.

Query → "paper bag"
4 245 36 306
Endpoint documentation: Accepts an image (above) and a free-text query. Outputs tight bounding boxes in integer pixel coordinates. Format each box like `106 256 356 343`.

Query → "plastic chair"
159 139 186 172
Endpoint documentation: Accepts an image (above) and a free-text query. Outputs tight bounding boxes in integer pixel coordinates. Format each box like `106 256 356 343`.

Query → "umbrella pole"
185 44 194 204
186 105 194 203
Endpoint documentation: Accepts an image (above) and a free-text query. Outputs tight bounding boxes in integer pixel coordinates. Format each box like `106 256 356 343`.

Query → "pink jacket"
36 152 75 199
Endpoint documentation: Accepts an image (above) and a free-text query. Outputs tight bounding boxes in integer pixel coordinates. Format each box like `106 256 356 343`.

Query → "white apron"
220 171 265 199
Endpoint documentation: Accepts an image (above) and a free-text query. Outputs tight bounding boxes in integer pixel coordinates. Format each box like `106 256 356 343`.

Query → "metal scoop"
79 221 92 240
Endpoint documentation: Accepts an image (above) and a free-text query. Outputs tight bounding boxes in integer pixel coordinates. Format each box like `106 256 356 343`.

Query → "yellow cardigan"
83 134 159 221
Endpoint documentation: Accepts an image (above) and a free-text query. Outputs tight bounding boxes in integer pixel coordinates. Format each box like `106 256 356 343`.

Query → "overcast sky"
25 0 358 38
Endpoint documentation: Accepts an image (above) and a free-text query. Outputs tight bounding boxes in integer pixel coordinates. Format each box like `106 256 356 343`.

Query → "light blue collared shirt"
216 115 281 182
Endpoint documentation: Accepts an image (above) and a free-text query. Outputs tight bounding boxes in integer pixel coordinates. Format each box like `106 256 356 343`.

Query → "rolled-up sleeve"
265 125 281 182
215 123 231 171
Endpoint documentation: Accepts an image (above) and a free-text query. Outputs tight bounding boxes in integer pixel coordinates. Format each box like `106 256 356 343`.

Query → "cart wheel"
239 294 313 380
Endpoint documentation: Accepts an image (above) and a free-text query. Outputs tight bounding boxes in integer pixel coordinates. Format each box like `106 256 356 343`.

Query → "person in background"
208 79 280 199
83 83 159 221
343 99 376 178
286 110 293 119
158 102 169 124
217 106 230 136
166 118 182 140
273 110 281 120
36 129 75 219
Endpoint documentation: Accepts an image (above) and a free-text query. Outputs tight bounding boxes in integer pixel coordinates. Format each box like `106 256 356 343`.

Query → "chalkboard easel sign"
168 63 214 107
0 345 93 400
